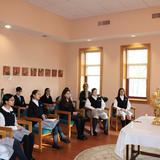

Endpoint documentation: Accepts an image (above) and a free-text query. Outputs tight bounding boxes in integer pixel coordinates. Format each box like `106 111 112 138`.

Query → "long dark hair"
61 88 71 101
44 88 50 95
2 93 14 105
30 90 39 102
117 88 126 97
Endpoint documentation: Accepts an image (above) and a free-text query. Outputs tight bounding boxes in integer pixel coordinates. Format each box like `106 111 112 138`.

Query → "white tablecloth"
115 116 160 159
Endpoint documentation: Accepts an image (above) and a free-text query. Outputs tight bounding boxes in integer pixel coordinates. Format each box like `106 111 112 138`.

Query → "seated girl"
113 88 133 127
40 88 55 114
59 88 87 140
28 90 70 149
0 94 34 160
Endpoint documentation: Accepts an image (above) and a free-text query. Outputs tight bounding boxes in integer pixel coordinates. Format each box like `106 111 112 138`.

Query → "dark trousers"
21 133 34 160
121 119 131 127
9 139 28 160
71 115 85 138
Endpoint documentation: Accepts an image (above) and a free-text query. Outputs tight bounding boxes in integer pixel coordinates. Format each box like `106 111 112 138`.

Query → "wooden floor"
33 129 119 160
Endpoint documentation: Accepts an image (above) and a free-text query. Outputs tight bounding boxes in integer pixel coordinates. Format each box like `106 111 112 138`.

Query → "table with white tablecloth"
115 116 160 160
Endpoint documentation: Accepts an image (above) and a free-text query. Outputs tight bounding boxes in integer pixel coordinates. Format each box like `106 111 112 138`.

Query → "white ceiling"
25 0 160 20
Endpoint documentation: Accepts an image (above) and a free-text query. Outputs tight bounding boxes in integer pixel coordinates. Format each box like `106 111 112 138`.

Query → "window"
120 44 150 102
79 47 102 94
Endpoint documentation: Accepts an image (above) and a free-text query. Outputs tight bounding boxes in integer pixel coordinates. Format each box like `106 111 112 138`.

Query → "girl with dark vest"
59 88 87 140
113 88 133 127
0 94 34 160
14 87 26 115
85 88 108 136
28 90 70 149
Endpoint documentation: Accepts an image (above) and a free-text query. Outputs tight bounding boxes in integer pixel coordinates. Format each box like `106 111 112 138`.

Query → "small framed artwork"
45 69 51 77
31 68 37 76
13 67 20 76
38 68 44 76
58 70 63 77
3 66 10 75
52 69 57 77
22 67 29 76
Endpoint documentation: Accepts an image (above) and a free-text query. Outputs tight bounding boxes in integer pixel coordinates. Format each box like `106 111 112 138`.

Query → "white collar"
32 99 39 107
120 95 124 100
92 95 97 100
2 106 13 113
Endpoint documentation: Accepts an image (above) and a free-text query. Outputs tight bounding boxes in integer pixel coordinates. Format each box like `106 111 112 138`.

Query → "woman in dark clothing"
40 88 53 104
79 83 91 109
59 88 87 140
40 88 55 114
28 90 70 149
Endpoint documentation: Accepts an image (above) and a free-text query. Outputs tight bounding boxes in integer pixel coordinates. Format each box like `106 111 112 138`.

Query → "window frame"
120 44 151 103
79 47 103 95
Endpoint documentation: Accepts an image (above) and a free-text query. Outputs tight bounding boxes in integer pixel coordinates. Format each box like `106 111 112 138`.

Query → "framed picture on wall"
38 68 44 76
58 70 63 77
45 69 51 77
31 68 37 76
3 66 10 75
13 67 20 76
22 67 29 76
52 69 57 77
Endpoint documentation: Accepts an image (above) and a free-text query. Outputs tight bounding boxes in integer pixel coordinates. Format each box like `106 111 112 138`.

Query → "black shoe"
77 135 87 140
82 135 88 140
104 129 108 135
52 144 61 150
93 131 97 136
60 138 71 144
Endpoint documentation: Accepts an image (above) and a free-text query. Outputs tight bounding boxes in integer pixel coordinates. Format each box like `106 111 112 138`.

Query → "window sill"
129 98 149 104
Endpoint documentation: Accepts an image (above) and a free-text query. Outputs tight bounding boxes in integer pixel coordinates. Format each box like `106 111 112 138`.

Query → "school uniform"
0 106 34 160
14 95 25 107
40 95 53 104
0 138 14 160
28 99 67 147
59 98 86 139
113 95 133 127
79 90 91 109
13 95 26 114
85 96 108 134
28 100 58 129
40 95 55 113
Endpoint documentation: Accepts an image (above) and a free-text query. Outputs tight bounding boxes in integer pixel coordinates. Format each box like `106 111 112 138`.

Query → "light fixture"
4 24 12 29
131 35 136 38
87 39 92 42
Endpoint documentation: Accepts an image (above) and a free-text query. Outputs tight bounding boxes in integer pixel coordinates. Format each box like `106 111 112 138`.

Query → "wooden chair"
0 119 32 138
110 104 136 131
84 107 110 135
23 108 58 152
55 101 84 140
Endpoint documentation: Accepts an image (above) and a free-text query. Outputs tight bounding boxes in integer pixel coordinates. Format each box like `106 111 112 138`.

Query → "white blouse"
85 96 106 110
113 96 131 110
